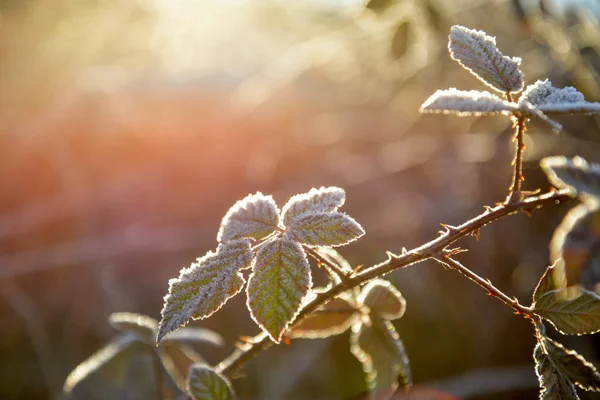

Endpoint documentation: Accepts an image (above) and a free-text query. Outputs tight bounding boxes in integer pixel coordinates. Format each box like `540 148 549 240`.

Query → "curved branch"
217 189 571 377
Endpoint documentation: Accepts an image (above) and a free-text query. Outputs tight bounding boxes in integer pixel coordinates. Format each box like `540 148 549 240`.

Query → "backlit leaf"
108 313 157 343
519 80 600 115
160 328 224 347
313 247 354 273
287 212 365 247
359 280 406 320
420 89 519 116
217 192 280 243
534 288 600 335
534 341 580 400
448 25 524 93
350 316 412 397
541 156 600 203
187 365 235 400
289 295 357 339
534 265 559 304
246 237 312 342
281 186 345 227
550 204 600 290
543 336 600 391
159 343 206 390
157 239 253 343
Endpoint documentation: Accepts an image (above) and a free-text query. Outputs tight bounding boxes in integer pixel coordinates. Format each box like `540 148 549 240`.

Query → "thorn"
386 250 400 260
351 265 364 276
471 229 481 241
440 223 460 233
401 247 408 255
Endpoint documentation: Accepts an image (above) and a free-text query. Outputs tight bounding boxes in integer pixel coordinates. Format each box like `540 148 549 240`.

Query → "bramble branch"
217 189 570 377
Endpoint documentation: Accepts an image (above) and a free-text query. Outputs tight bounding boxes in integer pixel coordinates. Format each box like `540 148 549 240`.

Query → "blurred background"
1 0 600 399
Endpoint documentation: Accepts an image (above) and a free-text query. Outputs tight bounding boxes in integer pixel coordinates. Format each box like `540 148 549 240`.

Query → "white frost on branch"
449 25 524 93
519 80 600 115
419 89 518 116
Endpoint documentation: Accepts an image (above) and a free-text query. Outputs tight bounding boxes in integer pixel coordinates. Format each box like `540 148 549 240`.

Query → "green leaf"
108 313 157 343
543 337 600 391
287 212 365 247
187 364 235 400
359 280 406 320
289 295 357 339
281 186 345 227
534 265 559 304
534 287 600 335
157 239 254 343
246 237 312 342
63 333 182 400
217 192 280 243
160 328 224 347
350 315 412 395
534 341 580 400
448 25 524 93
541 156 600 203
549 203 600 290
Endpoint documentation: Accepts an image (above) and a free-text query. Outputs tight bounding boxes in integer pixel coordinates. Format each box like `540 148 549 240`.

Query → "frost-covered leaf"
519 80 600 115
518 101 563 132
187 364 235 400
287 212 365 247
448 25 524 93
246 237 312 342
550 204 600 290
289 295 357 339
534 288 600 335
359 280 406 320
350 316 412 397
108 313 157 343
419 89 519 116
534 265 559 304
281 187 345 227
160 328 224 347
541 156 600 203
64 333 182 400
534 341 580 400
157 239 253 343
217 193 280 243
542 336 600 391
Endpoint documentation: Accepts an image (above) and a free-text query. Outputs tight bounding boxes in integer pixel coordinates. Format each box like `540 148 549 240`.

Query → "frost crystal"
420 89 518 116
519 80 600 115
449 25 524 93
281 186 345 227
246 237 312 342
217 192 280 243
157 239 253 342
286 211 365 247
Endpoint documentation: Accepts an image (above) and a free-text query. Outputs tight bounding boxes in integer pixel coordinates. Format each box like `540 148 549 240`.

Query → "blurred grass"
0 0 599 399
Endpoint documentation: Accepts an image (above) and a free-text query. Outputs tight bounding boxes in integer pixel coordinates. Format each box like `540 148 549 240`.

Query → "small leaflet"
534 341 580 400
419 89 519 116
359 280 407 320
108 312 158 343
549 204 600 290
288 296 357 339
519 80 600 115
187 364 235 400
534 287 600 335
541 156 600 203
217 192 280 243
246 237 312 343
448 25 524 93
281 186 345 227
157 239 254 343
350 316 412 396
533 264 559 304
286 212 365 248
542 337 600 391
160 328 224 347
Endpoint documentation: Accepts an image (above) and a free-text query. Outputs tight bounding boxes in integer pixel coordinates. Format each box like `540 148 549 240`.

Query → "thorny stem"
506 116 527 204
217 189 571 377
434 256 533 316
